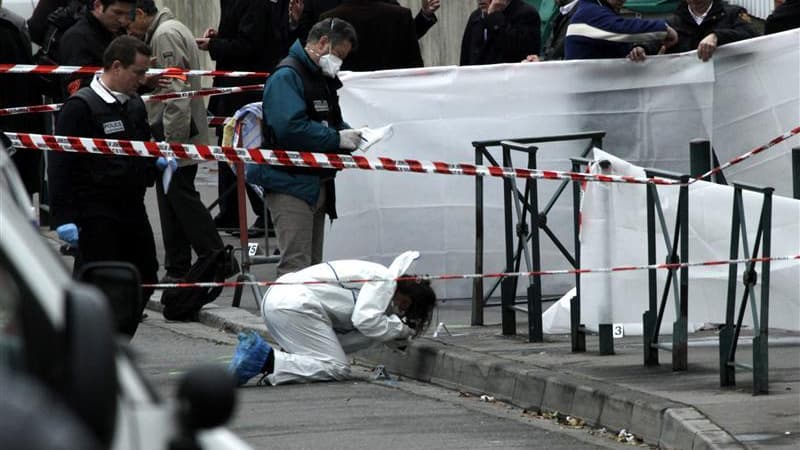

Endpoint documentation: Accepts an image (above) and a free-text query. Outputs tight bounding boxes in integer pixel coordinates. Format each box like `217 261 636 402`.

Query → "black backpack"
161 245 236 321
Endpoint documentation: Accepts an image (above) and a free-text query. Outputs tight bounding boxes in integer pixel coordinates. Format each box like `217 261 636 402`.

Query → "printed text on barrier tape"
141 254 800 289
0 63 269 78
0 84 264 117
4 132 682 186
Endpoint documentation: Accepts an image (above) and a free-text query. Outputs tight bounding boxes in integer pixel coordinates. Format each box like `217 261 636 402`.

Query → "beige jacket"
145 8 209 166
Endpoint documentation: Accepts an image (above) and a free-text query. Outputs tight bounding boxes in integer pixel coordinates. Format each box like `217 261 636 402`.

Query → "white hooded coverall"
261 251 419 385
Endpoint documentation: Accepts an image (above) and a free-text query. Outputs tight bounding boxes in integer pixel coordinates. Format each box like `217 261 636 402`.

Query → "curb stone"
354 338 745 450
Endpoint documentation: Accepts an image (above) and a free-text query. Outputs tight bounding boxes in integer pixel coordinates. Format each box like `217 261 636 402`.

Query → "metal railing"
720 182 773 395
642 169 690 371
471 131 605 344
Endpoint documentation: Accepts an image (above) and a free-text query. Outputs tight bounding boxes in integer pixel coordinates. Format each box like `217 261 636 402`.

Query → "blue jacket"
253 40 346 206
564 0 667 59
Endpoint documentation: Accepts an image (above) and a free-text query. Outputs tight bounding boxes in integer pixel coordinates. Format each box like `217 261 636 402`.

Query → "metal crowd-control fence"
720 182 773 395
642 168 690 371
689 139 778 392
471 131 605 344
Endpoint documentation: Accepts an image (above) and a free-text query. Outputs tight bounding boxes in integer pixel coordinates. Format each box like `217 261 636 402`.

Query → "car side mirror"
76 262 143 337
175 365 238 433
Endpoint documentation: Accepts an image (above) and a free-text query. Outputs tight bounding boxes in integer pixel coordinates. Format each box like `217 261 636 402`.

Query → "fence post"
672 175 690 371
472 146 485 326
689 139 711 181
501 146 516 335
753 187 773 394
793 147 800 200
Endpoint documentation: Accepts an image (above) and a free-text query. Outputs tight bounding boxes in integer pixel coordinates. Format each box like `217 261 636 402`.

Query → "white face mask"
319 51 343 78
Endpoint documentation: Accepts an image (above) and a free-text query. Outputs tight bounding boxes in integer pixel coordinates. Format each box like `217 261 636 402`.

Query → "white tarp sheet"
573 148 800 333
326 30 800 301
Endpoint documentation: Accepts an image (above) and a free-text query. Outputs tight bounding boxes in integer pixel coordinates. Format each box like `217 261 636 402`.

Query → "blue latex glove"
56 223 79 248
155 156 177 171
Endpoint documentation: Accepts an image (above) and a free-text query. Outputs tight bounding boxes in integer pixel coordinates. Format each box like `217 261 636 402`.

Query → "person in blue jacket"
249 18 362 276
564 0 678 60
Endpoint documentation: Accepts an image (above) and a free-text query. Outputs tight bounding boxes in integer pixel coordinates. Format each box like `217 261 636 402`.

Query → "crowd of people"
0 0 797 384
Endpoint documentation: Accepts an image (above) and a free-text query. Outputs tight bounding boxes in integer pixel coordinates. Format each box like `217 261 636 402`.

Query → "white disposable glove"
338 128 363 150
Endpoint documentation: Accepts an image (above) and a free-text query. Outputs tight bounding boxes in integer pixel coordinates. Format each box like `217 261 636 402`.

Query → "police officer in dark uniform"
49 35 157 338
663 0 758 61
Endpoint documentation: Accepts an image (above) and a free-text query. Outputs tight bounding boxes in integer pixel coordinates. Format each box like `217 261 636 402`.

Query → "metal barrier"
689 139 728 185
471 131 605 344
642 169 690 371
720 182 773 395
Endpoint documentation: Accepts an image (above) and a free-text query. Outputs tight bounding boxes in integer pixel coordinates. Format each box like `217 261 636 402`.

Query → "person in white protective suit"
228 250 437 386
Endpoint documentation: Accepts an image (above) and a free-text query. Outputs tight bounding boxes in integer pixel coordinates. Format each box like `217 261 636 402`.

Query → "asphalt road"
130 316 640 450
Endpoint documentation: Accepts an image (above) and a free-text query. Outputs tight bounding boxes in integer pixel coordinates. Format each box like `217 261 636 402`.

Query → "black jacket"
58 11 119 93
320 0 423 71
1 7 45 194
664 0 758 54
49 86 153 226
27 0 69 46
765 0 800 34
295 0 436 43
460 0 541 66
208 0 281 116
542 4 577 61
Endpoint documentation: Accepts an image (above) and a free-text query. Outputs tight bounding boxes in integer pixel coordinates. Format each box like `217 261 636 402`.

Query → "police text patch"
103 120 125 134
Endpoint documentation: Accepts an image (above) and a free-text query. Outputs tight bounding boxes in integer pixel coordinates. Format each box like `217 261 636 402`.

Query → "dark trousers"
75 210 159 337
156 164 224 277
216 161 265 226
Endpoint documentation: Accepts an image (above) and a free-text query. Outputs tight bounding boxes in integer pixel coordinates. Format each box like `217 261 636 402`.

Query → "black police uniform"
49 82 158 337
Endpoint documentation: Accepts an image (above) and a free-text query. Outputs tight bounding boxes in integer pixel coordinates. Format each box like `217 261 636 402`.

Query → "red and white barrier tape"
0 63 268 78
142 254 800 289
4 132 681 186
693 125 800 182
0 84 264 117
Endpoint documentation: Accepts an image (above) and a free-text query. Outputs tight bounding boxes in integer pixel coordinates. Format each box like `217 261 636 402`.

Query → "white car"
0 137 251 450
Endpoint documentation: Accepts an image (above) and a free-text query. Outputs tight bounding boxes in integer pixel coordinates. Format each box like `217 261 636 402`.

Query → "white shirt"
91 75 129 105
689 1 714 25
560 0 579 16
